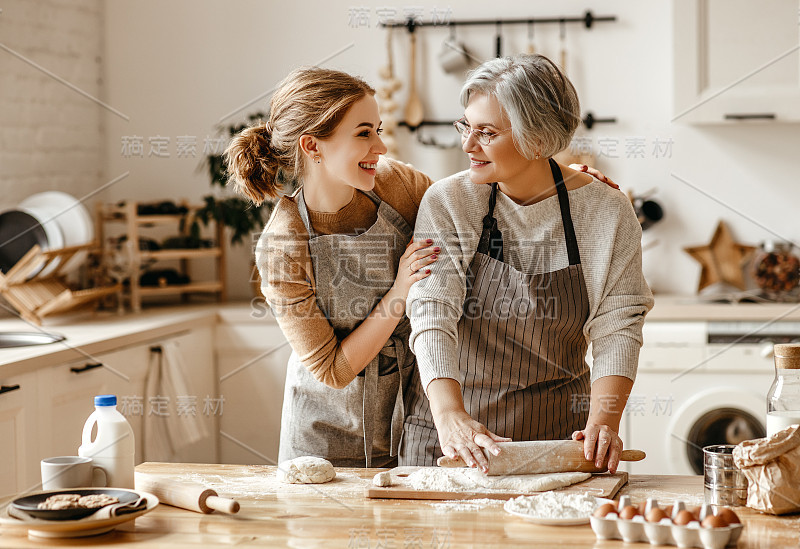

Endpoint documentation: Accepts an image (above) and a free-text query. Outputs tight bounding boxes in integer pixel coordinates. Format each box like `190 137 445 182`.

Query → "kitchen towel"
733 424 800 515
143 341 208 461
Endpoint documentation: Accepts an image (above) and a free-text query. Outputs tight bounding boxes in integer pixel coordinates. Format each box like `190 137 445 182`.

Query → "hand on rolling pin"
428 379 511 473
571 423 623 474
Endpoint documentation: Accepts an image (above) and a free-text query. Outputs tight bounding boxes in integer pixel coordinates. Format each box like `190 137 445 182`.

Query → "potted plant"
193 112 296 294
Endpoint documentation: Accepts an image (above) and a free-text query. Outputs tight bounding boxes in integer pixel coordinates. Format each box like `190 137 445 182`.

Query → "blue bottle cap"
94 394 117 406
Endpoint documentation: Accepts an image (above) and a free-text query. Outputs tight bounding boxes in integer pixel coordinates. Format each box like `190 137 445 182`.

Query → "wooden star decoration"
684 221 756 292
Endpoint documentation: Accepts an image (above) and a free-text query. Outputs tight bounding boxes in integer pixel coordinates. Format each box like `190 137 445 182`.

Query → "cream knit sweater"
407 170 654 392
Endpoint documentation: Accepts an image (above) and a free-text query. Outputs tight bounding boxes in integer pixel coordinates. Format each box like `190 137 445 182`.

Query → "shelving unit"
96 201 227 312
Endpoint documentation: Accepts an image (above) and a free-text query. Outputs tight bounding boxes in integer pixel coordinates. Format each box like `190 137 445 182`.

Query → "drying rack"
0 244 120 325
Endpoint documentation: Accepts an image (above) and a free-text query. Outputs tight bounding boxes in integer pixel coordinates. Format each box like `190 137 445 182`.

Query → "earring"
534 152 541 160
314 155 321 164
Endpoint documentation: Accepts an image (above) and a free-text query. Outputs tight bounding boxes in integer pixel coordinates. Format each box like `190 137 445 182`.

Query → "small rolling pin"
135 472 240 514
437 440 646 476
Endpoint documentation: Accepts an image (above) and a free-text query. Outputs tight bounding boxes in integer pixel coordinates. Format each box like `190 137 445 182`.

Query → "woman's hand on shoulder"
571 422 623 474
570 164 620 190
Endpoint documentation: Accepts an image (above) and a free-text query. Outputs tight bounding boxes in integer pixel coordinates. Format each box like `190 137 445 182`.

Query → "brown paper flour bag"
733 424 800 515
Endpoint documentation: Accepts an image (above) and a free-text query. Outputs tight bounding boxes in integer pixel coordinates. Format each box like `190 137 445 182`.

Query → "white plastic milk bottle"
78 394 135 488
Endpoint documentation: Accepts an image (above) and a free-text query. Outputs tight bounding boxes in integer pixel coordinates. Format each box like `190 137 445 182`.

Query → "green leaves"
199 110 293 247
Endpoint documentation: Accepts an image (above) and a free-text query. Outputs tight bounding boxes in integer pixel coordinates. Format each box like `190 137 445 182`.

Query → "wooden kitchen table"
1 463 799 548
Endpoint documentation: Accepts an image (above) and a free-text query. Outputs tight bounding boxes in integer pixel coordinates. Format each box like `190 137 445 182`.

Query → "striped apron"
401 159 591 466
278 188 416 468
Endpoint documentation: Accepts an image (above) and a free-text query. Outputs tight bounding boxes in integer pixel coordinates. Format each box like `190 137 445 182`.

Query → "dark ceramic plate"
11 489 139 521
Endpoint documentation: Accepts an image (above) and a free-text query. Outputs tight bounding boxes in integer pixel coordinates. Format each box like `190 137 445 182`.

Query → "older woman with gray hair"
400 54 653 473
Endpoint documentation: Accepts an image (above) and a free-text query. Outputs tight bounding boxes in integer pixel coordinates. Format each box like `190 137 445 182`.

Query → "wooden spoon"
404 30 424 128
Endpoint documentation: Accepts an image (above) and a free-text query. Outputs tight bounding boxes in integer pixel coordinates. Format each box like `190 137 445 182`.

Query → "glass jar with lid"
766 344 800 436
752 241 800 301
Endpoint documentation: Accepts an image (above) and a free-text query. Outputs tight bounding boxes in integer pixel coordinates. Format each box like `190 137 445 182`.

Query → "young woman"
226 65 618 468
402 54 654 473
225 67 438 467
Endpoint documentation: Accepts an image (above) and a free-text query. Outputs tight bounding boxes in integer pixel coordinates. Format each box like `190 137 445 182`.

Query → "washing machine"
620 320 800 475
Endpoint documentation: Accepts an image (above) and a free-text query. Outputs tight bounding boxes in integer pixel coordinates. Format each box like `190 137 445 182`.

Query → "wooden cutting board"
365 466 628 501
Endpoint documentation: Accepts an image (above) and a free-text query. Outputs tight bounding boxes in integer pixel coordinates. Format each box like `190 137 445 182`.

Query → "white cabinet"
216 320 291 465
673 0 800 123
36 325 219 473
39 345 149 466
0 371 39 497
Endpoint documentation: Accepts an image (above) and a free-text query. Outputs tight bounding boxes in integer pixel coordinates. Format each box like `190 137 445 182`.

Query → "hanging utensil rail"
381 11 616 31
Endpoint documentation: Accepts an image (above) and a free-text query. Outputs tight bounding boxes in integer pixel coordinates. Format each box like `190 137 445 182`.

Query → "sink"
0 331 66 348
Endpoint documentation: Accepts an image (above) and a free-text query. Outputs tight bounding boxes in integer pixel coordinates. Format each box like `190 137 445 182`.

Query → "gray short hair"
460 54 580 159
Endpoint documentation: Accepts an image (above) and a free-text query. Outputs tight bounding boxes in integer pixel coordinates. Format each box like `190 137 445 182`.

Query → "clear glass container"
766 344 800 436
752 241 800 301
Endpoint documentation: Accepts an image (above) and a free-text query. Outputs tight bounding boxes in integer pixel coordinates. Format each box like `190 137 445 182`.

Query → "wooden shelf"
140 248 221 260
139 281 223 296
96 201 226 312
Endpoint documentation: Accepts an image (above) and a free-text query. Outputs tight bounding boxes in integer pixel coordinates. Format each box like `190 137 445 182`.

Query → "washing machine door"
667 387 765 475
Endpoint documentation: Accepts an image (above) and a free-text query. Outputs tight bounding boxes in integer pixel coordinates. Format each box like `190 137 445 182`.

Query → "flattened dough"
278 456 336 484
406 468 591 493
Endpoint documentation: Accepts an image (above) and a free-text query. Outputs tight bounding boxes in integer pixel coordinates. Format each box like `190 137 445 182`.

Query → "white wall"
0 0 104 208
9 0 797 298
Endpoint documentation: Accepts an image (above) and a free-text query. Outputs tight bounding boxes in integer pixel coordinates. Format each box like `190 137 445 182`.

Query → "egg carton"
590 495 744 549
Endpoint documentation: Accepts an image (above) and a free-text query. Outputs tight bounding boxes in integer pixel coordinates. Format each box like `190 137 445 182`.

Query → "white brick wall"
0 0 104 209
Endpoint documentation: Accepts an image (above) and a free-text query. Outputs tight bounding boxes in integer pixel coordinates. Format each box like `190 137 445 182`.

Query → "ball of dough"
372 471 392 487
278 456 336 484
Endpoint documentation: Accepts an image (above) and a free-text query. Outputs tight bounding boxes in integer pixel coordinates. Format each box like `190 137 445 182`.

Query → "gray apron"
401 159 591 466
278 188 416 468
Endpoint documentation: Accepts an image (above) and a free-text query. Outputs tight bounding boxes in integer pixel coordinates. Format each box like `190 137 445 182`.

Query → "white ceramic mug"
41 456 106 490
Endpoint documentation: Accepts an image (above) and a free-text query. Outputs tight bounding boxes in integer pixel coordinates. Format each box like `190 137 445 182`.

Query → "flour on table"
277 456 336 484
504 492 598 519
428 498 505 513
406 468 591 493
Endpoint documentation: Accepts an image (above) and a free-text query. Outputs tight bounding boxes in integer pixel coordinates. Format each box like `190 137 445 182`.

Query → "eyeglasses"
453 118 511 146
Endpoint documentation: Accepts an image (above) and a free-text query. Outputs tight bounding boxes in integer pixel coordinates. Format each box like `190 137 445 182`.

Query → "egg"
717 507 741 525
593 503 617 518
662 505 673 518
674 509 696 525
645 508 668 523
702 514 729 529
619 505 640 520
689 505 703 520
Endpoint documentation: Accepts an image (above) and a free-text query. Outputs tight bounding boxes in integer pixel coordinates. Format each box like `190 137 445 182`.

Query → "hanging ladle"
403 20 424 128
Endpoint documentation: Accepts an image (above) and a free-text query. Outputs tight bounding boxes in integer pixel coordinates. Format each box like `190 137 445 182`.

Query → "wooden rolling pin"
437 440 645 476
135 472 240 514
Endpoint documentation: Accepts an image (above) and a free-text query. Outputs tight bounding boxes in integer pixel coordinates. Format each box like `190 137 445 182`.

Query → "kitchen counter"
0 302 270 376
648 294 800 322
2 293 798 375
2 463 798 547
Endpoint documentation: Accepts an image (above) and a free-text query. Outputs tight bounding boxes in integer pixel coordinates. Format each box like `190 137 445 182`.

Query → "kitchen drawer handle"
70 363 103 374
724 113 776 120
0 384 21 396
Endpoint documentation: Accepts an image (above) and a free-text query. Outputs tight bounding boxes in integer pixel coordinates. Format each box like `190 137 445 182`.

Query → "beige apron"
401 159 591 466
278 188 416 468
